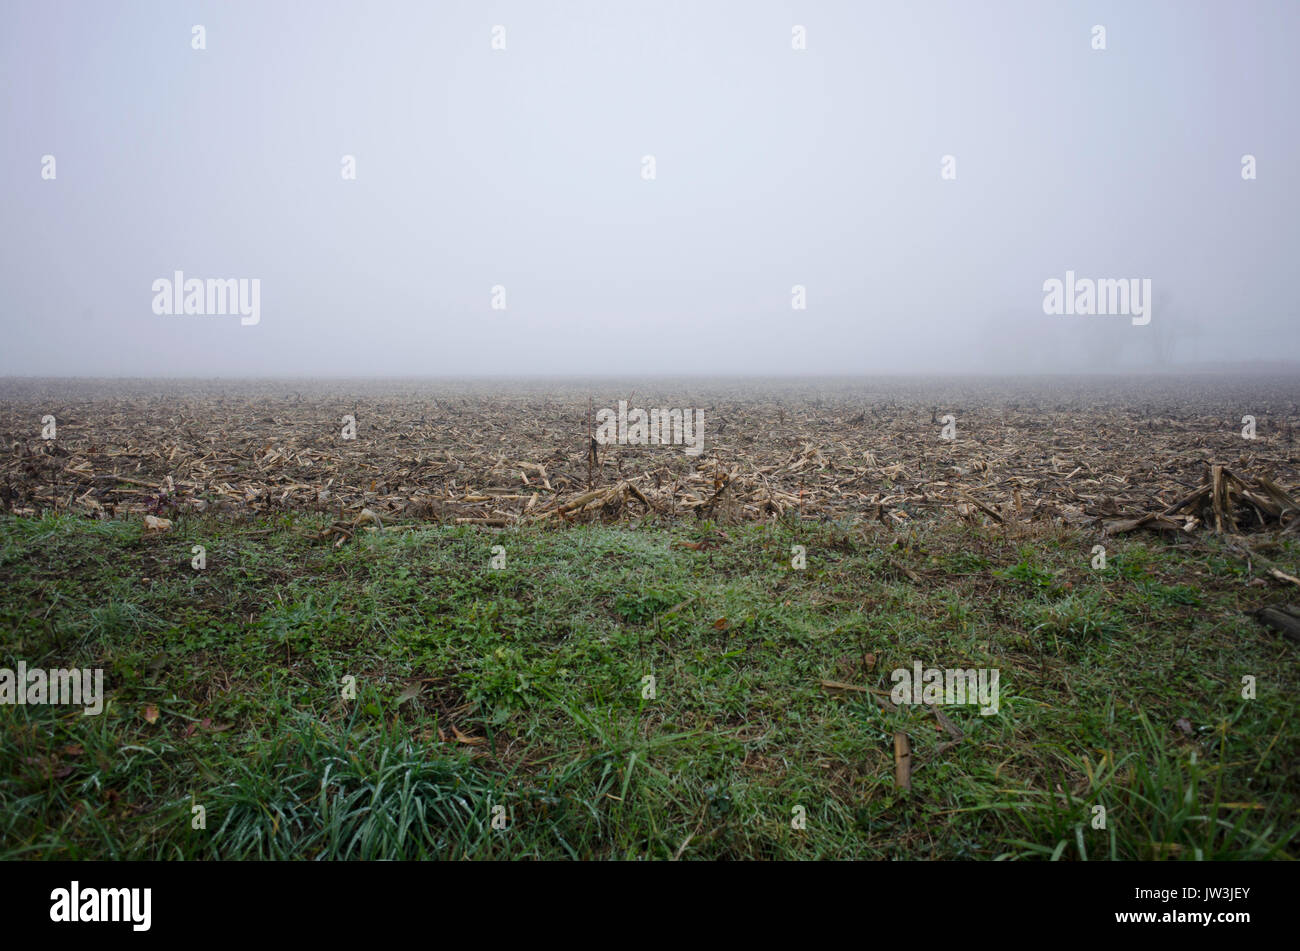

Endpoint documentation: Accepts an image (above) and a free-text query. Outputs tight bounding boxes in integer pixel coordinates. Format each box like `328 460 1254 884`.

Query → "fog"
2 0 1296 377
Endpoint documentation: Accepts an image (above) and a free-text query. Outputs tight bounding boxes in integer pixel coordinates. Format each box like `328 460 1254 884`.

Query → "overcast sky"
1 0 1296 376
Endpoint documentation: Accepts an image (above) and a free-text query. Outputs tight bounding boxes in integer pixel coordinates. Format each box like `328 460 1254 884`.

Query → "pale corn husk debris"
1105 463 1300 536
2 379 1296 539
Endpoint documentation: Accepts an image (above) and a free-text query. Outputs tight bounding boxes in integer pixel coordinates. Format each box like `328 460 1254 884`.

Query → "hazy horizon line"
4 363 1299 384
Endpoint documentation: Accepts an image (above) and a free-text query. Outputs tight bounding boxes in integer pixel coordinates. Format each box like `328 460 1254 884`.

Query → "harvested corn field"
2 376 1298 536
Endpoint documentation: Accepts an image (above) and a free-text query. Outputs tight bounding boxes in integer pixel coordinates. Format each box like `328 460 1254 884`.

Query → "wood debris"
1254 604 1300 643
893 732 912 791
1106 464 1300 536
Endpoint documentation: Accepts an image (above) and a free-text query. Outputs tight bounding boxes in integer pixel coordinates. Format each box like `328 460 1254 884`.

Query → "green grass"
0 512 1296 860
